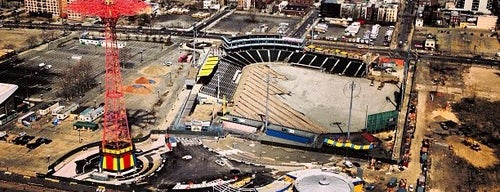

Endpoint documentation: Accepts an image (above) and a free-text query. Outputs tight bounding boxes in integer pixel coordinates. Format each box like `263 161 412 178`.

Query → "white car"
343 160 354 168
409 185 414 191
164 61 172 66
182 155 192 160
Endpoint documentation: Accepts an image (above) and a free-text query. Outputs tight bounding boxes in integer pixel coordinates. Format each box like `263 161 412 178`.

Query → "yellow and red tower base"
101 146 136 172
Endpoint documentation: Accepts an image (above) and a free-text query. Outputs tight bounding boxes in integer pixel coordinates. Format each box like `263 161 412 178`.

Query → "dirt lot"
413 27 500 57
0 29 58 51
415 62 500 192
463 67 500 101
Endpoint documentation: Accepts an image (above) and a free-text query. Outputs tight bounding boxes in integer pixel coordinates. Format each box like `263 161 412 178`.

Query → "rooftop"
0 83 18 105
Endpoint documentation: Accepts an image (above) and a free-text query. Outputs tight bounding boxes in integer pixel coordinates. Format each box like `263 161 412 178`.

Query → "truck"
387 177 398 188
178 52 188 62
370 24 381 39
385 28 394 41
344 22 361 37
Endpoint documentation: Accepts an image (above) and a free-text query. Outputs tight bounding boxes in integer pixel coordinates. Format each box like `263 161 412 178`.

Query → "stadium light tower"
69 0 149 173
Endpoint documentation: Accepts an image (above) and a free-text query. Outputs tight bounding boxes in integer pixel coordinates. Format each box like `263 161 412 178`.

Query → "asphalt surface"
148 138 269 189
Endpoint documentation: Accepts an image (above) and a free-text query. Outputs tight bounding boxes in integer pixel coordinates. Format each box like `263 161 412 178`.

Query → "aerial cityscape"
0 0 498 191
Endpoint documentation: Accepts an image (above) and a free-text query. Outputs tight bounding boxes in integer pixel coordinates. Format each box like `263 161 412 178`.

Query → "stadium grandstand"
199 36 367 102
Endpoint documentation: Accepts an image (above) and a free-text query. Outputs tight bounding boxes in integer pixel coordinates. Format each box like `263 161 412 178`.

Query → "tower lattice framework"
69 0 149 172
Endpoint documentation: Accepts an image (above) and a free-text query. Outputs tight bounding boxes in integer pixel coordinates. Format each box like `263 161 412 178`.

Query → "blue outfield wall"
265 129 314 144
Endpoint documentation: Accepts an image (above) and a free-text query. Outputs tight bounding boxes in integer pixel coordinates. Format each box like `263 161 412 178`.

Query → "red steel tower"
69 0 149 172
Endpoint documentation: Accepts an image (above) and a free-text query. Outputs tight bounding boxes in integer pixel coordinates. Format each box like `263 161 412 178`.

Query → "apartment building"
377 3 398 22
237 0 252 10
322 0 398 23
24 0 80 19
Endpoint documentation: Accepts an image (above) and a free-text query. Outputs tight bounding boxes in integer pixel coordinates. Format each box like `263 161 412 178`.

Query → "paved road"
290 10 318 38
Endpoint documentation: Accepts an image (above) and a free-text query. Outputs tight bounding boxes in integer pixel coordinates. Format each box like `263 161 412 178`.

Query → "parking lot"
315 23 394 47
207 12 300 35
0 32 197 176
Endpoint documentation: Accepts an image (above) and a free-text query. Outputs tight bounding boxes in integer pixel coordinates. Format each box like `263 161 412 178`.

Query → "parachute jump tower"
69 0 149 172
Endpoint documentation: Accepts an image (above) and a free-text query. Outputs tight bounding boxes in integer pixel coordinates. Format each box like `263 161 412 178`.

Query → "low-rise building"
476 15 497 30
55 103 79 120
282 4 309 16
425 37 436 50
415 17 424 27
78 106 104 122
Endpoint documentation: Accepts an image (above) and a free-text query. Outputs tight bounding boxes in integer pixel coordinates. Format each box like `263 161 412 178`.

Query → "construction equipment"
463 137 481 151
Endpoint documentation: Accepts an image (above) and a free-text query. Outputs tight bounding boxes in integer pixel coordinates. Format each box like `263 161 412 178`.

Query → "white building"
55 103 79 120
454 0 492 14
203 0 221 10
38 102 60 116
415 17 424 27
425 38 436 50
78 107 104 122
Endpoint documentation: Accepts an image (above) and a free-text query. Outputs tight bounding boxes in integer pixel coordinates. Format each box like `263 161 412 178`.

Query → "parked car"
387 177 398 188
182 155 192 160
343 160 354 168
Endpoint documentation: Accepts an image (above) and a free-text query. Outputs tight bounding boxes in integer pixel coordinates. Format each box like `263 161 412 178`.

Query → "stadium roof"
0 83 18 105
288 169 354 192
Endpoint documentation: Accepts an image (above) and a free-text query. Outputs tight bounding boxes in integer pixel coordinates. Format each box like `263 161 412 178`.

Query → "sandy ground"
270 65 399 133
446 135 499 169
139 65 171 76
463 67 500 101
429 109 459 123
0 29 45 50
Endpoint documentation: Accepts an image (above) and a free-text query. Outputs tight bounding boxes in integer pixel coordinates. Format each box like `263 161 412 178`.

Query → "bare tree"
25 35 39 48
3 44 16 49
55 60 95 99
119 47 132 67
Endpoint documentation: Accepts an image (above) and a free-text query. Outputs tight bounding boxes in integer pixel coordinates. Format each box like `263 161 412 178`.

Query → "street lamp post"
140 50 144 62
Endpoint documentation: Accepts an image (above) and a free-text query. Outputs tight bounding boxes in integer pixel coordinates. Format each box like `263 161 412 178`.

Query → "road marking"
29 56 39 60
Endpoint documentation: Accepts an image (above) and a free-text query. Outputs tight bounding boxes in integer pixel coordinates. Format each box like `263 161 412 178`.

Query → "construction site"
413 59 500 191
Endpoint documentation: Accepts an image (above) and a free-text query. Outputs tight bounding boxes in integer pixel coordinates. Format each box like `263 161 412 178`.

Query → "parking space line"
29 56 40 60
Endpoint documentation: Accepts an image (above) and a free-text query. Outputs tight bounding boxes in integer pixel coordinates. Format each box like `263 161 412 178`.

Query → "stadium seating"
200 49 367 100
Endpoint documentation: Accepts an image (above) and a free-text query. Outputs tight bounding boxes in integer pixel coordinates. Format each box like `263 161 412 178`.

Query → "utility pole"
347 81 355 141
192 25 197 67
217 74 220 102
264 73 270 132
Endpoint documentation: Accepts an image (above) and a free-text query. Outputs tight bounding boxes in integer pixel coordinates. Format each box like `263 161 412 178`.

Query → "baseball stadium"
185 35 402 161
